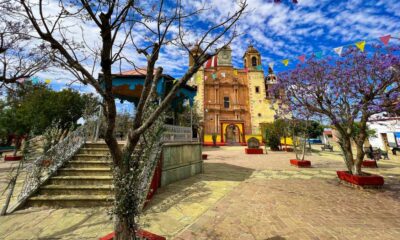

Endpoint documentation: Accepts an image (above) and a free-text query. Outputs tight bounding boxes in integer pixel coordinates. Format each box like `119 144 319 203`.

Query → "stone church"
189 44 278 145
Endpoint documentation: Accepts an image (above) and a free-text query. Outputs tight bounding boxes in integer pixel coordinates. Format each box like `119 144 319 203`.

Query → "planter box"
362 160 378 168
282 146 294 152
336 171 384 187
202 154 208 160
4 155 23 161
100 230 166 240
203 142 226 147
290 159 311 167
245 148 263 154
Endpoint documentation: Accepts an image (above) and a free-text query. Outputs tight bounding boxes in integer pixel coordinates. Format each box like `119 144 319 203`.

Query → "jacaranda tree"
275 45 400 175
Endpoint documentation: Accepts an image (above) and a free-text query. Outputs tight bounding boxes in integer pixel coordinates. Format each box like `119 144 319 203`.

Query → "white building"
367 115 400 151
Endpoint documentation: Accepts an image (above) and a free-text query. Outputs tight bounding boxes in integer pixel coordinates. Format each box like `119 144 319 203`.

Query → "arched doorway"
225 124 241 144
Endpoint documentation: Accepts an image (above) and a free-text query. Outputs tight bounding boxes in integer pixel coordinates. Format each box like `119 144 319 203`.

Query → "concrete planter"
290 159 311 168
362 160 378 168
4 155 23 161
100 230 166 240
337 171 384 187
245 148 263 154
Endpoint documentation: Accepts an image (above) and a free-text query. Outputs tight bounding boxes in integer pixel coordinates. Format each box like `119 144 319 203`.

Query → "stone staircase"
24 143 115 208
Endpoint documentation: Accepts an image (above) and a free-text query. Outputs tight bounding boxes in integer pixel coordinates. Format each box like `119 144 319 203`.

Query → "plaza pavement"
0 145 400 239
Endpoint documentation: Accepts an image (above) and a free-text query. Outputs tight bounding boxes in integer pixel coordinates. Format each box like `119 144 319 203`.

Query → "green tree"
0 85 95 151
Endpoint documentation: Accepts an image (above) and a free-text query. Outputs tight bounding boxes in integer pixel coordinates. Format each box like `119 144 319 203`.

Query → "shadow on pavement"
144 162 253 212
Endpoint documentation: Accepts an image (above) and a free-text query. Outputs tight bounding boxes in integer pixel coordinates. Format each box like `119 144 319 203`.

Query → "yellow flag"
194 75 200 84
282 59 289 66
45 79 51 84
233 69 238 75
355 41 366 52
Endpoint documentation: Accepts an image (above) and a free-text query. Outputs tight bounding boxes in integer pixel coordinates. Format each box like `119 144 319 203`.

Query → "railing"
161 124 195 142
9 110 101 212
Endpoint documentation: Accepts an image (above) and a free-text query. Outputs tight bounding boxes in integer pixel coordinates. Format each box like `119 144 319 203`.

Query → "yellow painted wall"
280 137 293 145
247 70 276 135
204 134 221 142
193 70 204 118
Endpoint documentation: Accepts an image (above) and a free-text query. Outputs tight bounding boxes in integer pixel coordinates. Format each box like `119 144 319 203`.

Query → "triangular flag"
256 65 262 70
282 59 289 66
244 68 249 73
315 51 323 59
355 41 366 52
173 79 178 84
233 69 238 76
379 35 391 46
211 73 217 80
204 76 208 80
334 46 343 56
268 62 274 69
221 72 226 78
45 79 51 84
16 78 25 83
298 55 305 63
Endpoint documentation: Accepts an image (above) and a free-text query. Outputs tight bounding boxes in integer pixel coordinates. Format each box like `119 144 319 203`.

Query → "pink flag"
298 55 305 63
379 35 391 46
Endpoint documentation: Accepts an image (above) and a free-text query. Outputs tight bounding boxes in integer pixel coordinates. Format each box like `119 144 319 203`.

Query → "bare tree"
18 0 247 238
0 0 49 89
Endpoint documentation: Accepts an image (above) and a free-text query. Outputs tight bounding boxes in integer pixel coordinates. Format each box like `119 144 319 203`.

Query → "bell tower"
217 45 232 66
189 43 203 67
243 45 261 69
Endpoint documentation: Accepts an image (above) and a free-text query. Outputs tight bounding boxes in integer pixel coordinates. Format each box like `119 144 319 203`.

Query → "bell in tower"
217 45 232 67
243 45 261 69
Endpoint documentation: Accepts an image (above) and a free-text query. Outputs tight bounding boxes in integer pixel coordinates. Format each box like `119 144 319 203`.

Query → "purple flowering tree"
275 45 400 175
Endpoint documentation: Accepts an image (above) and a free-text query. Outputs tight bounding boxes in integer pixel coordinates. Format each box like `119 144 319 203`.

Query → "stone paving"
0 146 400 239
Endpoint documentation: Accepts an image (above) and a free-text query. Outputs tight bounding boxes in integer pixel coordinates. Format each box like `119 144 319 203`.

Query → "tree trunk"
353 121 368 176
13 137 20 157
114 211 137 240
339 136 355 174
300 134 307 161
0 176 16 216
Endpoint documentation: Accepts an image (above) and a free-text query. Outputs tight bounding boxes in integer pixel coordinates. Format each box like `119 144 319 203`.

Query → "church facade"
189 45 278 145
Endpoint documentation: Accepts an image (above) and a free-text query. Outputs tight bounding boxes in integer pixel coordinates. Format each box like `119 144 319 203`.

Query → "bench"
392 147 400 155
321 144 333 151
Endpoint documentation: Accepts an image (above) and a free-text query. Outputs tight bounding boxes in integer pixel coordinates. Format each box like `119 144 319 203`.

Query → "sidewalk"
0 146 399 239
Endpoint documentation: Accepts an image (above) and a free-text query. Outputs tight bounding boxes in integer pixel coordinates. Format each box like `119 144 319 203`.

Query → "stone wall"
160 142 203 187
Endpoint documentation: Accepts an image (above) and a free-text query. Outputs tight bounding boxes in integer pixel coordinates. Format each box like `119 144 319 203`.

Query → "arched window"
251 56 257 66
244 59 247 68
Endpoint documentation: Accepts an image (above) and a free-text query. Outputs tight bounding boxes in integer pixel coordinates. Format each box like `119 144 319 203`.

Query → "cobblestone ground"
174 147 400 240
0 146 400 239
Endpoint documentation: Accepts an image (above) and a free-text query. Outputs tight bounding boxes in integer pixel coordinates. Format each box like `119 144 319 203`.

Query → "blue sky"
33 0 400 106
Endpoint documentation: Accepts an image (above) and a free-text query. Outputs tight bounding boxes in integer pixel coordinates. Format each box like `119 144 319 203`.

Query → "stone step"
57 168 111 176
67 161 111 168
49 176 113 185
25 195 114 208
38 185 114 195
84 143 124 149
78 148 111 155
72 154 111 161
